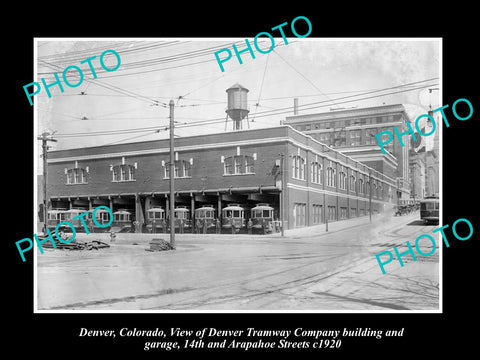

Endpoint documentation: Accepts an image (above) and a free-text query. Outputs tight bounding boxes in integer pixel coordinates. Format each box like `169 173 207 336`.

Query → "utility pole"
324 190 328 232
38 132 57 235
279 153 285 237
369 169 372 223
169 100 175 248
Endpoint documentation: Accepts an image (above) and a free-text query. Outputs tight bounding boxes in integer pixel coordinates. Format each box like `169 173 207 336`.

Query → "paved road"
36 212 439 311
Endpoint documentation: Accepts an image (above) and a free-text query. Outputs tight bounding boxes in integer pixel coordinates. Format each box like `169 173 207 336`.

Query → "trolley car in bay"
250 203 274 234
46 209 68 232
420 197 439 224
111 209 134 233
48 208 89 233
168 206 192 232
87 207 112 232
146 207 166 233
64 209 88 232
194 205 217 233
221 204 245 232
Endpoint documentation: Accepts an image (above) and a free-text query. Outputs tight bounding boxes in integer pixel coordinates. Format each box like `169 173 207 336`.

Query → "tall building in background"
284 103 412 203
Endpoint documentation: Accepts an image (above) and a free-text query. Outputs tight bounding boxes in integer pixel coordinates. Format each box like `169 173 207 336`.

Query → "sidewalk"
270 212 392 238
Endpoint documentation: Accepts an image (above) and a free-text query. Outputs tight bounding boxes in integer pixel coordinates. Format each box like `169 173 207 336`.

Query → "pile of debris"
146 238 176 252
38 235 110 250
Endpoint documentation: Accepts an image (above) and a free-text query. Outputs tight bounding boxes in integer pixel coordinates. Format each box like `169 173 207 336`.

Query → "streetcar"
420 197 439 224
194 205 217 233
166 206 192 233
250 203 274 234
64 208 89 232
47 208 88 233
111 209 134 233
46 209 68 232
86 207 112 232
221 204 246 232
145 207 166 233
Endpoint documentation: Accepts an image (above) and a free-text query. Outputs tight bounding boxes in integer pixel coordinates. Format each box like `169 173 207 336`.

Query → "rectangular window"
165 160 191 179
224 157 233 175
426 202 438 210
365 129 377 145
224 155 254 175
174 162 180 178
327 167 336 187
164 164 170 179
74 169 81 183
339 172 346 190
245 156 254 173
234 156 242 174
313 204 322 224
183 161 191 177
293 203 306 227
328 206 336 221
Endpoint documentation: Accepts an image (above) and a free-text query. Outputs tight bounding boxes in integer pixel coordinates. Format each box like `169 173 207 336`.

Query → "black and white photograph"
7 7 478 357
33 37 441 312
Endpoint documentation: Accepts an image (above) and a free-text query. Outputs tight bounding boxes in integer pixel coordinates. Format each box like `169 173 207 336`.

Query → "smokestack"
293 98 299 115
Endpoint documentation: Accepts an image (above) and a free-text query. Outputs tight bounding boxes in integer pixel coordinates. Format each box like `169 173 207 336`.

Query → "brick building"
284 104 412 203
45 125 398 232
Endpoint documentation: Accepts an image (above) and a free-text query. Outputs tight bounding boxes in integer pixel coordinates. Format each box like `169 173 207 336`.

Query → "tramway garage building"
45 124 399 233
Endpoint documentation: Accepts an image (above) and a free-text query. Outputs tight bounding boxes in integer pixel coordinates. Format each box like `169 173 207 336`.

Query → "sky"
34 38 441 172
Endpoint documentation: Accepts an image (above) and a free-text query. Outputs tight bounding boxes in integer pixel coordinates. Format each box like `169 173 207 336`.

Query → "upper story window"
376 127 394 151
333 130 347 147
223 155 255 176
365 128 377 145
292 155 305 180
358 178 365 194
164 159 192 179
66 168 88 184
349 130 361 146
338 170 347 190
350 175 356 192
311 161 323 184
326 166 336 187
112 164 136 182
65 162 89 184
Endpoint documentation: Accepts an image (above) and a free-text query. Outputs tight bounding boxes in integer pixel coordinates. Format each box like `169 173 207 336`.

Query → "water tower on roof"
225 82 250 131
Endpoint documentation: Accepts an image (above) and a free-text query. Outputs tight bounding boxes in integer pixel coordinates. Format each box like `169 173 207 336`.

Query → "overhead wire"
39 41 438 143
272 48 339 108
37 41 244 78
38 58 167 107
54 79 438 139
251 52 270 122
